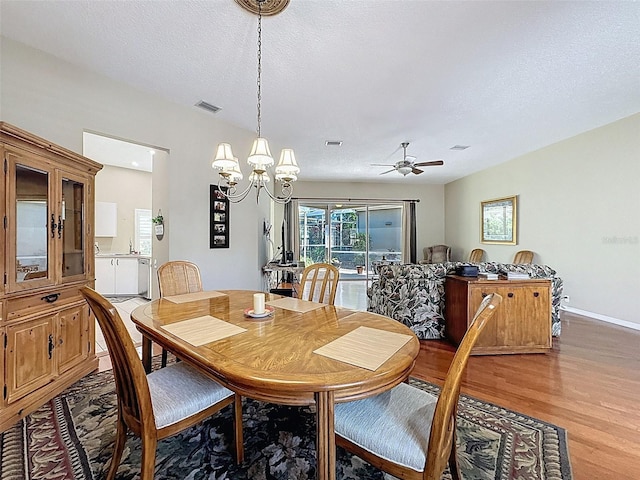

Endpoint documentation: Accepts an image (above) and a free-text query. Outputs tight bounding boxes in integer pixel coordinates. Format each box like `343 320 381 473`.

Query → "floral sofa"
368 262 563 340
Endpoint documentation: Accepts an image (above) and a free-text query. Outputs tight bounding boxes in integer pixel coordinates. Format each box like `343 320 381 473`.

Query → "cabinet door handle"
48 334 55 359
508 292 514 298
533 292 539 297
57 215 63 238
50 214 57 238
481 292 488 297
41 293 60 303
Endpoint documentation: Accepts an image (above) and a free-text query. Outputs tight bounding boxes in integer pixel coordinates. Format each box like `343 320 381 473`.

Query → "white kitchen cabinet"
95 256 139 295
95 201 117 237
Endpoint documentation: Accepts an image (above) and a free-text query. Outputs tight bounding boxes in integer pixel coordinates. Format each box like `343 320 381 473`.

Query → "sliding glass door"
297 201 403 309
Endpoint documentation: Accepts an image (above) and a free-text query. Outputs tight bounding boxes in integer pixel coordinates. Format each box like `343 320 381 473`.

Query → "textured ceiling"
2 0 639 184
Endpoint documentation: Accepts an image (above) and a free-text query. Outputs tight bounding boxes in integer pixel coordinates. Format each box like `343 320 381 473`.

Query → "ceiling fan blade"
370 163 395 167
379 168 396 175
412 168 424 175
413 160 444 167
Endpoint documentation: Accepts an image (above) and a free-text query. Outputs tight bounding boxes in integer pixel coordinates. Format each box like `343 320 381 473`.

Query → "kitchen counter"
95 253 150 258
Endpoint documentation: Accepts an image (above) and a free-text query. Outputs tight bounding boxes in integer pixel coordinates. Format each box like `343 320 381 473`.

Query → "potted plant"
151 212 164 225
151 211 164 239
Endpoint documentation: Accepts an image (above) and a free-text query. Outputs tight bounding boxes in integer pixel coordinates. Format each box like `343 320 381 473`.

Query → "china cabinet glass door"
11 157 55 291
60 173 87 280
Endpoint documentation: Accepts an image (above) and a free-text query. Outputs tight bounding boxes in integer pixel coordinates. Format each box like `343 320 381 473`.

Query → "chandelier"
212 0 299 204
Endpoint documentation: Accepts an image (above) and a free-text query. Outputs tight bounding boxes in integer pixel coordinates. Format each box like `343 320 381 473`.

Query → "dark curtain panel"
409 201 417 263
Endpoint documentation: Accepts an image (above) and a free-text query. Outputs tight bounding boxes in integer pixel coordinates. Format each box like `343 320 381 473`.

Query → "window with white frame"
135 209 152 255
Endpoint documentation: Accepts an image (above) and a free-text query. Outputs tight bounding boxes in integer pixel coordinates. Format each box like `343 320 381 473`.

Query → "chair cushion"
334 382 437 472
147 362 234 429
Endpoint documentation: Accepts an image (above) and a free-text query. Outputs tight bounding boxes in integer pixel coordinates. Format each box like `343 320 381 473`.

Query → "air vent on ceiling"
325 140 343 146
450 145 470 151
195 101 222 114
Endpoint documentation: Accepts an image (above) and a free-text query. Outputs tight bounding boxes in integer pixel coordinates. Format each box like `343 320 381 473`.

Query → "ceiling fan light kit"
372 142 444 176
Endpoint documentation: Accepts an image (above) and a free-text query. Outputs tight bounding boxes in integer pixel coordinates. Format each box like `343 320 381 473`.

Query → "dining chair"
334 292 503 480
513 250 534 264
299 262 340 304
80 286 243 480
157 260 203 366
468 248 485 263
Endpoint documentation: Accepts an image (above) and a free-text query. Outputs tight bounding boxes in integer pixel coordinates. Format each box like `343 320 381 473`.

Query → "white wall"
1 37 267 291
285 181 446 261
445 113 640 327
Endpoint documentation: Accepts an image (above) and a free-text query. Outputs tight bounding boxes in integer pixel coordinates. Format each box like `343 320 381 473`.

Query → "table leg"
141 335 152 373
315 391 336 480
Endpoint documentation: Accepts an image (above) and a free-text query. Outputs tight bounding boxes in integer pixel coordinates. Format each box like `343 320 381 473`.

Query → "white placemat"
314 326 413 371
163 290 227 304
160 315 246 346
266 296 326 313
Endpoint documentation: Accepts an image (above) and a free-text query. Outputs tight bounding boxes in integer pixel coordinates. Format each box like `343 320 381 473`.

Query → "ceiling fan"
371 142 444 176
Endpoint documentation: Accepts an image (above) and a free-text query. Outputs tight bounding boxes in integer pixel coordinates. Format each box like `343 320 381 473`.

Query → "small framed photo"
481 195 517 245
210 185 230 248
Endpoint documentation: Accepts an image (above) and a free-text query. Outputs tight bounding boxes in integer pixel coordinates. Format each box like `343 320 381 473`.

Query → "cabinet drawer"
6 286 85 323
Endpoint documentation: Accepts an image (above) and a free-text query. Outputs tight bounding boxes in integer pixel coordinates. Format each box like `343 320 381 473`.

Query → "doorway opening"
297 201 404 310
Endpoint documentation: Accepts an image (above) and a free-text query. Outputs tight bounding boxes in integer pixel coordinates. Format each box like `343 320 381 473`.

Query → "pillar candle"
253 293 265 314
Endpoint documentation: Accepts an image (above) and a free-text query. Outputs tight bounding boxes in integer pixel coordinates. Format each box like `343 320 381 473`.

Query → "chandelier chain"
212 0 298 205
256 0 263 137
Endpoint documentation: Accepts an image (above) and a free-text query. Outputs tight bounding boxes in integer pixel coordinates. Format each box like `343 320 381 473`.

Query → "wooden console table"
445 275 552 355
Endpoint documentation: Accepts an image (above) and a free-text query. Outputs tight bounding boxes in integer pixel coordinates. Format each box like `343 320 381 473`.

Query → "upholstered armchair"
419 244 451 264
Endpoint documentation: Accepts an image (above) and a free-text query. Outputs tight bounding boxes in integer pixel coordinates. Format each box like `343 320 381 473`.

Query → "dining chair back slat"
299 262 340 304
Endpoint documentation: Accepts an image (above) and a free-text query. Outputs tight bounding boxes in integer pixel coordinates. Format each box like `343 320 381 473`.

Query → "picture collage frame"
210 185 229 248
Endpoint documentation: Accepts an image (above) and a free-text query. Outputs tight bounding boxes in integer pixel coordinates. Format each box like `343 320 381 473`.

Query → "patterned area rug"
0 369 572 480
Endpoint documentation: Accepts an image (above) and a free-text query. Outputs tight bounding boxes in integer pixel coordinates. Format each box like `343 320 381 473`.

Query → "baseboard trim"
561 306 640 331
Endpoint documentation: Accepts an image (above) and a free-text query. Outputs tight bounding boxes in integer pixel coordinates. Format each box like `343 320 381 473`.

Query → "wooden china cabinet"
0 122 102 431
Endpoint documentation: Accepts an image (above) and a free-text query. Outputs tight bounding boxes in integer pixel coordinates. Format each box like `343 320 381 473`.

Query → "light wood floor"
412 311 640 480
99 310 640 479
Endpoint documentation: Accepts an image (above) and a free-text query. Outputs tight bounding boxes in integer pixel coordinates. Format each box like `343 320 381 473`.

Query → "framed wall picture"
210 185 229 248
481 195 517 245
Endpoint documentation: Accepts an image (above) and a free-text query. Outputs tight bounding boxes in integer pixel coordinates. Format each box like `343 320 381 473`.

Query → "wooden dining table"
130 289 420 480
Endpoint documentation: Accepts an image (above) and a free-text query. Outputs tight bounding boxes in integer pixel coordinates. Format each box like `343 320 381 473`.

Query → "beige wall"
445 113 640 327
1 37 268 291
95 165 152 254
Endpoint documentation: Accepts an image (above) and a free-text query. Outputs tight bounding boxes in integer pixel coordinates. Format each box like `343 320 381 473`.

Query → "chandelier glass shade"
212 0 298 204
